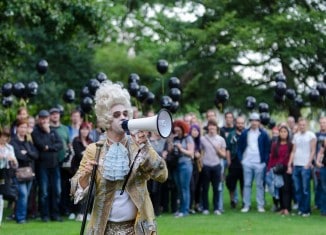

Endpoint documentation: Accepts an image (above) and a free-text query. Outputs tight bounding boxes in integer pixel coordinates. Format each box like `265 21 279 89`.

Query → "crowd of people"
0 98 326 230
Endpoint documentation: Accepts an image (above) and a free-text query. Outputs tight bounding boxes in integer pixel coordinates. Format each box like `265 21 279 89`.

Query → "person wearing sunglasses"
70 81 168 235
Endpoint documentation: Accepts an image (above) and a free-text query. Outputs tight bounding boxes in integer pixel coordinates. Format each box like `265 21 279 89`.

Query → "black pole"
80 142 103 235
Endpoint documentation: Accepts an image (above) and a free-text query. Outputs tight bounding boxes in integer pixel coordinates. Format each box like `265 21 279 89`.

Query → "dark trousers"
60 168 74 215
201 164 221 211
280 173 292 211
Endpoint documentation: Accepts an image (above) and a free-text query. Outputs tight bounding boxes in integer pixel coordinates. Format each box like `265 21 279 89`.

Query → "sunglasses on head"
112 110 129 119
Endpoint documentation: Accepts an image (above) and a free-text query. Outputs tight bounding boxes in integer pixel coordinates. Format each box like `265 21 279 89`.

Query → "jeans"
15 180 32 222
175 160 193 214
313 167 322 209
242 163 265 208
292 166 311 213
39 166 61 218
319 167 326 214
201 164 221 211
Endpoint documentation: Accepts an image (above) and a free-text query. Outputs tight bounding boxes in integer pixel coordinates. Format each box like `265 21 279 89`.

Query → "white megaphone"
121 109 173 138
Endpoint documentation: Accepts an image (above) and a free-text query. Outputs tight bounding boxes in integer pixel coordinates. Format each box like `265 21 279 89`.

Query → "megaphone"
121 109 173 138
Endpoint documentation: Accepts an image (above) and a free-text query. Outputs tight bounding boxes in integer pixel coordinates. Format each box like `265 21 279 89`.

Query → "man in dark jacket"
237 112 270 213
32 110 63 222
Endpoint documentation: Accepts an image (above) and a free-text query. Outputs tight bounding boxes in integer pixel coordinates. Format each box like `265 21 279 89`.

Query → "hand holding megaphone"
121 109 173 138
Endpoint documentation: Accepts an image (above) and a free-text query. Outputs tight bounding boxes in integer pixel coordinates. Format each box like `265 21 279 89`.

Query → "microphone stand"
80 142 103 235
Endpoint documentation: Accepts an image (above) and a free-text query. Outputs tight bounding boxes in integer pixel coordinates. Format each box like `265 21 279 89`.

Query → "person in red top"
268 125 293 215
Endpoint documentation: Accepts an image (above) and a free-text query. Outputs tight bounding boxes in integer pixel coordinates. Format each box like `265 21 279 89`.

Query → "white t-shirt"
292 131 316 166
242 129 261 164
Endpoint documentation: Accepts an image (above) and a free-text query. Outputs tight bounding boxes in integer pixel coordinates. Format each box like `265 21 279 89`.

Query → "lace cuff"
73 179 90 204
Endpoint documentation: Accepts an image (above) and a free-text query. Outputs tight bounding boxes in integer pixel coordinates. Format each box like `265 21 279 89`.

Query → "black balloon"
63 89 75 103
273 93 285 104
309 89 320 102
160 96 173 109
1 96 13 108
169 88 181 101
1 82 13 97
81 96 93 113
27 81 38 97
275 82 287 96
137 85 149 102
316 82 326 96
36 59 48 75
245 96 256 110
268 119 276 129
295 96 304 108
275 73 286 83
168 77 181 89
128 82 140 97
55 104 65 116
156 59 169 74
145 92 155 105
169 101 179 113
258 102 269 113
96 72 107 83
87 78 100 95
13 82 26 98
285 88 296 100
80 86 91 98
260 112 270 126
128 73 140 84
215 88 229 104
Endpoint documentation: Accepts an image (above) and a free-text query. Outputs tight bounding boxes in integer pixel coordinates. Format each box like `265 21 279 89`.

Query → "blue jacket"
237 128 270 164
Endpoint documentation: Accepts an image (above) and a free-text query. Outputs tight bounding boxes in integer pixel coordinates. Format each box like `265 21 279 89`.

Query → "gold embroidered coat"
70 139 168 235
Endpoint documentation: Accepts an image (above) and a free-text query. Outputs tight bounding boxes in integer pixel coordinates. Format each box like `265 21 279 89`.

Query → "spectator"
70 122 93 221
226 116 245 209
32 110 63 222
267 125 292 215
200 119 226 215
288 117 316 217
316 139 326 216
10 120 38 223
238 112 270 213
10 107 29 137
68 109 83 142
170 120 194 218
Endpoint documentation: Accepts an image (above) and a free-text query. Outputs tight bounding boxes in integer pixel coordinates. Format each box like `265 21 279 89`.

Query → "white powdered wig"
94 81 133 130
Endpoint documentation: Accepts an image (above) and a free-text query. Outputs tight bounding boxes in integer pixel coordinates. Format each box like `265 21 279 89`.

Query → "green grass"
1 184 324 235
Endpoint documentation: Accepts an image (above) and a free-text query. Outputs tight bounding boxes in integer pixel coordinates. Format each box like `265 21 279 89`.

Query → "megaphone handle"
120 148 142 195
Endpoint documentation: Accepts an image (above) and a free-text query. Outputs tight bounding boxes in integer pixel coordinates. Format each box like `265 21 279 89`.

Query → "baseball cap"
49 107 60 114
38 110 50 118
249 112 260 121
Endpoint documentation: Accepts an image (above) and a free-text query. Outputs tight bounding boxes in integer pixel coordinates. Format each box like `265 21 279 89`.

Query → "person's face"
38 116 49 127
80 127 90 138
207 124 218 135
250 120 260 129
0 135 9 145
18 109 28 120
17 123 28 137
173 126 183 138
236 118 245 132
110 104 129 134
191 128 199 138
71 112 82 124
279 128 289 140
319 118 326 132
225 114 234 126
206 111 216 121
50 112 60 123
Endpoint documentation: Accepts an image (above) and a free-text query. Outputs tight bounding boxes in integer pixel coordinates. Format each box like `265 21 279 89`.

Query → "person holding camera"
168 120 194 218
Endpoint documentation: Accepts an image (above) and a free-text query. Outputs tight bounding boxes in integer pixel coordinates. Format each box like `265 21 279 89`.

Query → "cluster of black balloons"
128 73 156 106
244 97 275 127
1 81 39 108
62 72 108 114
160 77 182 113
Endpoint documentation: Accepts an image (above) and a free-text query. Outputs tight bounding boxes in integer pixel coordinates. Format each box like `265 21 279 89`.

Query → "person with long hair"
10 120 38 223
71 122 93 221
268 125 293 215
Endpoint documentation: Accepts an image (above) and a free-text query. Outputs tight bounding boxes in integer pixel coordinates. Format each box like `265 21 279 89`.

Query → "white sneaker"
293 203 299 210
75 214 83 222
214 210 221 215
174 212 184 218
68 213 76 220
202 210 209 215
241 207 250 213
258 207 265 213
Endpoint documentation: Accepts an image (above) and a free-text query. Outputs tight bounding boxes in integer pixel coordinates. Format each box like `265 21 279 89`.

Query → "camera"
173 144 180 156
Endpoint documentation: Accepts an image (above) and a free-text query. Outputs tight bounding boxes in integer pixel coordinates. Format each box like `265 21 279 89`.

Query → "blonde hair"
94 81 133 130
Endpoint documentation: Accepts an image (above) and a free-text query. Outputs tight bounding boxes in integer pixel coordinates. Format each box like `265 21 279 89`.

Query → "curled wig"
94 81 133 130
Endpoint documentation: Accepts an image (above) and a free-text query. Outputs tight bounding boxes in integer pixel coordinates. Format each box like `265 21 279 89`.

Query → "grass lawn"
1 184 324 235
